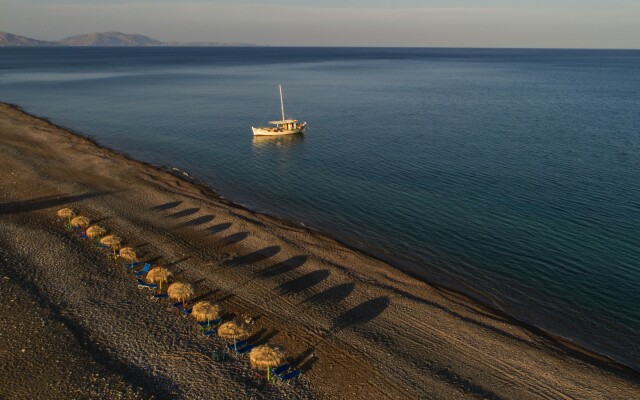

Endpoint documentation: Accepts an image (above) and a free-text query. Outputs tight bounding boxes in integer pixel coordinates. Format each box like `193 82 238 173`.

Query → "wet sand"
0 102 638 399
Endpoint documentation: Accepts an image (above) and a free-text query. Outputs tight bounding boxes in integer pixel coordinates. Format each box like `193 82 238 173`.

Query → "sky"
1 0 640 48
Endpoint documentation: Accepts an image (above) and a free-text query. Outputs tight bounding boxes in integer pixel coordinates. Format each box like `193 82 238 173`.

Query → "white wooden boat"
252 85 306 136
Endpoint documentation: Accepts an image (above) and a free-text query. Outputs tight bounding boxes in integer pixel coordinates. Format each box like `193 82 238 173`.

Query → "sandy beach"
0 102 638 399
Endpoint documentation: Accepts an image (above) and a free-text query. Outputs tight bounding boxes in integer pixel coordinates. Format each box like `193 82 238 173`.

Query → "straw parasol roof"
86 225 107 239
167 282 194 301
100 234 122 247
249 345 286 369
146 267 173 284
118 247 138 262
57 207 77 219
70 216 91 227
191 301 223 322
217 320 251 340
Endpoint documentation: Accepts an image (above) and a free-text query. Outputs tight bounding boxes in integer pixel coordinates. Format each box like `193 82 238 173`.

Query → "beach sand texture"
0 102 638 399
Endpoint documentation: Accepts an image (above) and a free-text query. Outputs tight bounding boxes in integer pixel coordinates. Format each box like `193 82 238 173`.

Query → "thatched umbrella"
119 247 138 267
70 216 90 228
249 345 286 382
100 234 122 259
146 267 173 293
86 225 107 239
218 320 251 351
167 282 194 309
57 207 76 225
191 301 223 330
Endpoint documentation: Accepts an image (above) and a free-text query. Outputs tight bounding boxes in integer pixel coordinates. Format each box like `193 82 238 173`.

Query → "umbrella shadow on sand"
218 231 249 247
150 201 182 211
331 296 390 332
246 328 280 346
166 207 199 219
291 348 317 372
0 191 113 215
176 215 215 228
203 222 233 235
299 282 355 306
257 255 307 279
190 288 220 303
167 256 192 268
226 246 281 267
277 270 330 296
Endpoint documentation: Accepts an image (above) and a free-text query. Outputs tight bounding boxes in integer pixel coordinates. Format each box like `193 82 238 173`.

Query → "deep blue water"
1 47 639 370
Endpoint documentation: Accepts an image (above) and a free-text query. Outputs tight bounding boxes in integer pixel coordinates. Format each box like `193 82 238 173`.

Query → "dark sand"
0 102 639 399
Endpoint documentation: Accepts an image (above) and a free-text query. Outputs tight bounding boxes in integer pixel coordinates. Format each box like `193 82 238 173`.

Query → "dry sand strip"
0 101 639 400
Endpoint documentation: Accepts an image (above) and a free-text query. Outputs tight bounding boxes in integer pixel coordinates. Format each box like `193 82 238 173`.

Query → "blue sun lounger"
227 340 247 350
152 293 168 299
276 370 301 382
204 328 218 336
236 344 254 354
228 341 254 354
270 364 291 376
133 263 151 277
197 317 222 327
137 278 158 290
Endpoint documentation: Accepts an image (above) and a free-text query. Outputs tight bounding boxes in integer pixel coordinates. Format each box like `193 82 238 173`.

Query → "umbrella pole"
267 367 270 382
234 338 237 351
182 297 185 310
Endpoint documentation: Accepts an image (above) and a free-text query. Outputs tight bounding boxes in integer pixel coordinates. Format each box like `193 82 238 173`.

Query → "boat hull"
252 124 306 136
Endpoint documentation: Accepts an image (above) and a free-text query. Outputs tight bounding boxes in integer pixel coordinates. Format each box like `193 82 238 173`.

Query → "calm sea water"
1 47 638 370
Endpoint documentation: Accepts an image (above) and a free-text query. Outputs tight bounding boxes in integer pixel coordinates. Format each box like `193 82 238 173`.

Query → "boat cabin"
269 119 300 131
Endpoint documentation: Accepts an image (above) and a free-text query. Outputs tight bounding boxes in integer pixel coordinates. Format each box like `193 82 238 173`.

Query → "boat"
252 85 306 136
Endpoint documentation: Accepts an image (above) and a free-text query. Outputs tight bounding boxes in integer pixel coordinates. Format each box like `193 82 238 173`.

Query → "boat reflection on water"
252 133 304 150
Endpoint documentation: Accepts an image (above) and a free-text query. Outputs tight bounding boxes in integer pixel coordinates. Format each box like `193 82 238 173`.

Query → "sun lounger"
236 344 254 354
197 317 222 327
182 307 192 315
204 328 218 336
276 370 301 382
227 341 253 354
133 263 151 277
152 293 168 299
137 278 158 290
227 340 247 350
271 364 291 376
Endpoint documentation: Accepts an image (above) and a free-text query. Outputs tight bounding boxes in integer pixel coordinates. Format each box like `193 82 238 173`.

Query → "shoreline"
1 101 639 398
6 101 637 375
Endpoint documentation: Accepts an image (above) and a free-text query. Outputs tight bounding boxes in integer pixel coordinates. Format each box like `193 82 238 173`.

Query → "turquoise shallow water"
1 47 639 370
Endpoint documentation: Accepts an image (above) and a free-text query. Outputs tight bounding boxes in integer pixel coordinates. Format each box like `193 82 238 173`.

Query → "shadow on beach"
0 191 112 215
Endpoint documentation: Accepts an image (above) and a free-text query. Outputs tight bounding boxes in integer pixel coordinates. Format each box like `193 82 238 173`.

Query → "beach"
0 101 638 399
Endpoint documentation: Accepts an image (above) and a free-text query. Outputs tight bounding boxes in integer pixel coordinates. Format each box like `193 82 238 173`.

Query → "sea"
0 47 638 371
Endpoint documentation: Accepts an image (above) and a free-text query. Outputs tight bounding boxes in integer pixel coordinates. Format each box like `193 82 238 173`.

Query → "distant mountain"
0 31 257 47
164 41 257 47
56 31 162 46
0 32 52 46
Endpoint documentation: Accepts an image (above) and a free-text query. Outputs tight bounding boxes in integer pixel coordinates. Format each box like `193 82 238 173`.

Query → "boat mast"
279 84 285 123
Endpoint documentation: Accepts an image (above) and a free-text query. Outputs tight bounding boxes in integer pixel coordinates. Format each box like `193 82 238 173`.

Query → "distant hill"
0 31 257 47
0 32 52 46
57 31 162 46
